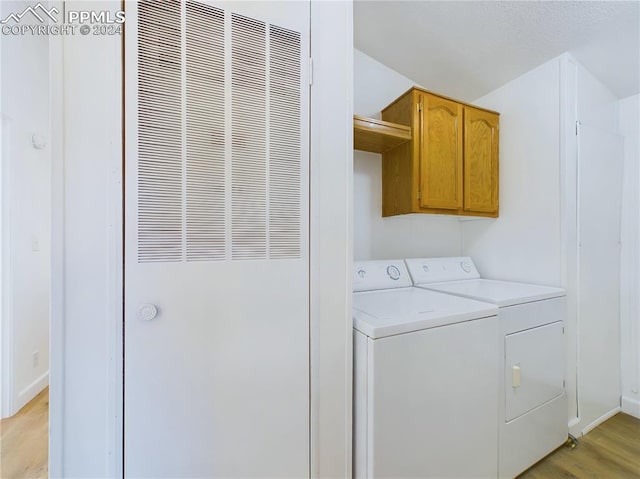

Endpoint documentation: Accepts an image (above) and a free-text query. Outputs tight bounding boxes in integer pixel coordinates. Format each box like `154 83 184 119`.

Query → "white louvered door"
124 1 309 476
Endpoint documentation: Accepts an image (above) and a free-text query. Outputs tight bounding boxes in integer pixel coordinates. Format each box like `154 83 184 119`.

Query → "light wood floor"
0 387 48 479
519 413 640 478
0 390 637 479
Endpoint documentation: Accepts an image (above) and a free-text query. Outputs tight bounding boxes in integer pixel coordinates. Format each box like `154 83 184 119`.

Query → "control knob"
387 265 401 280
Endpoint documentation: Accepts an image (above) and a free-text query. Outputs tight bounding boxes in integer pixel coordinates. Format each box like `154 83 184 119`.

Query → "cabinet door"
420 94 463 210
464 106 499 214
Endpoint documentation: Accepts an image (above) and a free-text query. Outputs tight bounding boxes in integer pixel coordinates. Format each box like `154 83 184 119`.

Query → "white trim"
580 406 621 435
560 53 580 428
343 27 355 479
343 18 354 478
49 1 124 476
309 2 353 477
0 2 3 421
621 396 640 419
105 16 124 478
102 1 124 473
637 94 640 425
0 112 15 419
48 0 64 475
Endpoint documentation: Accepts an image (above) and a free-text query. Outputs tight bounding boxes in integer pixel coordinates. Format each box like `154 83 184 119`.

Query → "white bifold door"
124 1 310 476
577 122 624 431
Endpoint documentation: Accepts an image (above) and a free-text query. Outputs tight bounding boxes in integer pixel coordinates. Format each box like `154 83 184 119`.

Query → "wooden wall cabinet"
381 87 499 218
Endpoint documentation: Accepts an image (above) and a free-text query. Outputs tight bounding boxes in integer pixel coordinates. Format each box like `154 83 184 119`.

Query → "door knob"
137 303 158 321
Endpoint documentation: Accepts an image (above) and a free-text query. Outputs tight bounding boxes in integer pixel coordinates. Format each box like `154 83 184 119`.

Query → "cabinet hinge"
417 103 422 112
417 191 422 201
575 120 580 136
308 57 313 86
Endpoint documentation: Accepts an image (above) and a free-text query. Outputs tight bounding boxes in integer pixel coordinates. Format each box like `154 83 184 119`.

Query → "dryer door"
505 321 564 422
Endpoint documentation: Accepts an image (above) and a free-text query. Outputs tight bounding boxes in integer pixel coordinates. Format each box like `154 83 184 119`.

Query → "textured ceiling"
354 1 640 101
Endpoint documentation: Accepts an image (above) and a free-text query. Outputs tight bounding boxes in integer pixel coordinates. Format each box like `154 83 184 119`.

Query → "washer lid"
418 279 566 307
353 287 498 339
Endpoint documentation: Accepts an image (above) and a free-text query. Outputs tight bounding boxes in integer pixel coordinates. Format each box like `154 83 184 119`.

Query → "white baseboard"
581 406 621 435
14 371 49 414
621 396 640 419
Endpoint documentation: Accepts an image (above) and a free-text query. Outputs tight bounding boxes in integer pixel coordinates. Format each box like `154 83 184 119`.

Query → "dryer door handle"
512 365 521 388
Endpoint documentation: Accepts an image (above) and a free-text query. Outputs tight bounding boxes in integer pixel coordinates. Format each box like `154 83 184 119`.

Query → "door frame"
48 7 63 474
48 1 352 477
0 111 14 420
48 1 124 476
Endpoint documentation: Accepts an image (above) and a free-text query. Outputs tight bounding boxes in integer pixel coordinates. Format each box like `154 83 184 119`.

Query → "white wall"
461 58 563 286
619 93 640 418
353 50 462 260
577 63 620 132
1 0 50 417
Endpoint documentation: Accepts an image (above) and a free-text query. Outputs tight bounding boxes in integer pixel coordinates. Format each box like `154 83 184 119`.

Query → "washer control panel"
405 257 481 284
353 260 412 292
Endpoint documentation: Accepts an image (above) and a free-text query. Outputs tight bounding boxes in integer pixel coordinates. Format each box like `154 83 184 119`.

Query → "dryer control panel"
353 260 412 292
405 257 481 284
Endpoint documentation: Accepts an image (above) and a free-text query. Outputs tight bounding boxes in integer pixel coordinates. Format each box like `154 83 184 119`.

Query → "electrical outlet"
32 351 39 368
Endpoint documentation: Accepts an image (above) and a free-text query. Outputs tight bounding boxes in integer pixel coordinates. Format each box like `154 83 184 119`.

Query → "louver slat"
137 0 182 263
231 14 267 260
186 1 226 261
269 26 301 259
137 2 303 264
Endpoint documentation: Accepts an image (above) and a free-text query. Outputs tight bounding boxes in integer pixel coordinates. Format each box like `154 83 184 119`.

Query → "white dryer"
406 257 567 479
352 259 500 479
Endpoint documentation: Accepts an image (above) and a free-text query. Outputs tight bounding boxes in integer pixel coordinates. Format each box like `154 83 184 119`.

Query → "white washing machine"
406 257 567 479
352 259 500 479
